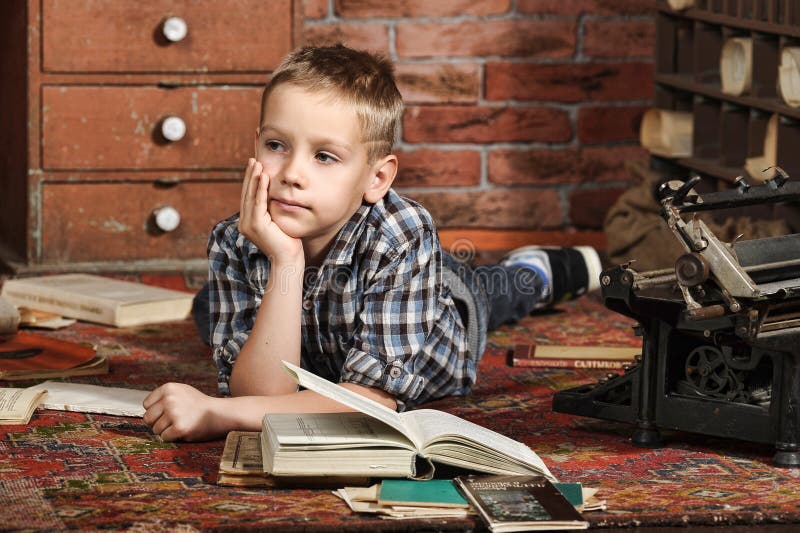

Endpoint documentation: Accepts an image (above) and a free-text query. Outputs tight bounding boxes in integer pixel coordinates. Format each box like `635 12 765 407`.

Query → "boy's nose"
280 158 305 189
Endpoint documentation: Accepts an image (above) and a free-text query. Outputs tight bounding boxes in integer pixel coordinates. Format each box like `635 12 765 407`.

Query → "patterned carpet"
1 278 799 531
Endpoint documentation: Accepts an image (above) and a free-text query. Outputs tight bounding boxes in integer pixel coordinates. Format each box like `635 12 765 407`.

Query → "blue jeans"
192 253 546 360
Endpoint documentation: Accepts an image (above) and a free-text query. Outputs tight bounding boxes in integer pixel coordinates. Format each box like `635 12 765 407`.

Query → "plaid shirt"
208 189 475 410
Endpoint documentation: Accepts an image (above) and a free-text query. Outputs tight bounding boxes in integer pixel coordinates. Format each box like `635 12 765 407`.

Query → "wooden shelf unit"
653 0 800 194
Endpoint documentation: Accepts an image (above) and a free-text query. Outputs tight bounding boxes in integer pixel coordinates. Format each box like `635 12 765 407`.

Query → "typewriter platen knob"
675 252 709 287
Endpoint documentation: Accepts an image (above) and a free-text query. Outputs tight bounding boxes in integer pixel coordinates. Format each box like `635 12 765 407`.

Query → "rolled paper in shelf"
721 38 753 96
667 0 694 9
779 47 800 108
744 113 778 182
640 109 693 158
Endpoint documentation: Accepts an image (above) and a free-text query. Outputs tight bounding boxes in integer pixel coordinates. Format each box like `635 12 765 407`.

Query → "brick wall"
302 0 657 251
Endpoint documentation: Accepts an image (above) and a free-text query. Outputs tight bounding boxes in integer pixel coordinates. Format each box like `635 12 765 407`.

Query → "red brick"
407 189 563 229
303 0 328 19
303 23 390 53
404 105 572 143
335 0 511 17
486 61 654 102
577 105 648 143
569 187 627 229
395 149 481 188
395 63 480 104
489 145 648 185
396 20 575 59
576 145 649 183
519 0 656 15
583 20 655 58
490 148 580 185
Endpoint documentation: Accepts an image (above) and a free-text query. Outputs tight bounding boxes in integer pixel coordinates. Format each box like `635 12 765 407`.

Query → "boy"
143 44 600 442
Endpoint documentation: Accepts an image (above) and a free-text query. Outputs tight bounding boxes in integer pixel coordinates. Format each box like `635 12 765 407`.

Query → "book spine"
511 357 630 369
1 284 117 326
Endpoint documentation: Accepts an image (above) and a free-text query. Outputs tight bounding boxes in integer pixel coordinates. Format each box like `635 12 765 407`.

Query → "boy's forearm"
217 384 398 432
229 257 304 396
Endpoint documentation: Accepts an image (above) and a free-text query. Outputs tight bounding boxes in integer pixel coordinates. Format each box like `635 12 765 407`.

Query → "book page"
265 412 415 450
28 381 149 417
0 387 47 420
402 409 554 480
281 361 421 449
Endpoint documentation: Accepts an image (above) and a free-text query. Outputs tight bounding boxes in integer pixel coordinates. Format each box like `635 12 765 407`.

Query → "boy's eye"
265 140 284 152
315 152 339 164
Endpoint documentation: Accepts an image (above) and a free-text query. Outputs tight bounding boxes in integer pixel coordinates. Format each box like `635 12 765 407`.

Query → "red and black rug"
2 278 799 531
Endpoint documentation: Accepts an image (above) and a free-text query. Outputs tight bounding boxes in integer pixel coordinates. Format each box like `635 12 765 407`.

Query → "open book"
0 387 48 425
261 361 555 481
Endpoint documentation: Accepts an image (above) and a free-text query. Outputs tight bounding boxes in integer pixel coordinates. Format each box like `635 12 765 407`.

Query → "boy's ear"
363 154 398 203
253 127 260 157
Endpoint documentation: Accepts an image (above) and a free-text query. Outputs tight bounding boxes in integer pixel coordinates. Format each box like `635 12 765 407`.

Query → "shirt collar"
323 198 377 266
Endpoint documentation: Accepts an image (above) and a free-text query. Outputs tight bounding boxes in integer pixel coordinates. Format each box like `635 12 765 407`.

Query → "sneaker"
501 245 602 308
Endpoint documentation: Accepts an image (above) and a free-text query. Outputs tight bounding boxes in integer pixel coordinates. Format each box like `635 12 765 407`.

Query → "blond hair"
261 44 403 163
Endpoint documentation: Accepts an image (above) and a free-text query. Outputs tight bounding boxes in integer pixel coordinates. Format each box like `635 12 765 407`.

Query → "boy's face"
256 84 391 257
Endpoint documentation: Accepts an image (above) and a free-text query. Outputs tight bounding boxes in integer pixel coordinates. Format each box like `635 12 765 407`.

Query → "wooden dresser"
0 0 300 272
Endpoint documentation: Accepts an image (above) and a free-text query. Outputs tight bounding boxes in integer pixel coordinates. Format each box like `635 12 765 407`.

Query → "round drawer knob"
153 206 181 232
162 16 188 42
161 116 186 142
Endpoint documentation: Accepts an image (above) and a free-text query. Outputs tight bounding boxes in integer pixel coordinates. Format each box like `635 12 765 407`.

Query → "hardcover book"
0 331 107 380
217 431 369 488
377 479 469 508
260 361 555 481
1 274 193 327
508 344 639 369
454 475 589 532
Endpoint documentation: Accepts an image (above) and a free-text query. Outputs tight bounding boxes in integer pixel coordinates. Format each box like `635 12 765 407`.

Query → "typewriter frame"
553 171 800 467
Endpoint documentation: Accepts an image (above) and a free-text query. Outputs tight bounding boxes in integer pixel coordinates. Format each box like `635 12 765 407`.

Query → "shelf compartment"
694 21 724 83
720 103 750 167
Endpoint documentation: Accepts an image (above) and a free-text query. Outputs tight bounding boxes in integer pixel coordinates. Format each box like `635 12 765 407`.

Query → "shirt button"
302 300 313 311
389 367 402 379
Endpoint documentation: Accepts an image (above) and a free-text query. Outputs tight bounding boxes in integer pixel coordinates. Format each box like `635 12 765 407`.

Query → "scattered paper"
28 381 149 417
333 485 473 519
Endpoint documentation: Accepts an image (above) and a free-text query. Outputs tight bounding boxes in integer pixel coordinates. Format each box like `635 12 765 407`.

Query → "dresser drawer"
42 86 261 170
42 0 294 73
41 181 241 263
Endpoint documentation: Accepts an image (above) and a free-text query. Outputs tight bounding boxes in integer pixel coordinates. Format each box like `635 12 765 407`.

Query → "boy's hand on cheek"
238 158 303 264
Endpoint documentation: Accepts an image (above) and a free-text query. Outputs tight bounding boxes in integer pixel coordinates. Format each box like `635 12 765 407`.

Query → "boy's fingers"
256 172 269 212
152 415 173 437
142 401 163 426
244 161 262 214
240 158 256 214
142 386 163 409
159 426 180 442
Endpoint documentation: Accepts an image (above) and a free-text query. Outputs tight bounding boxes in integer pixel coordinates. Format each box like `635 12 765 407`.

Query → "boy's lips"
270 197 309 211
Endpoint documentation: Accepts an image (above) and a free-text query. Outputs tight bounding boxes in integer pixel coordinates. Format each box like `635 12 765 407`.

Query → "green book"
554 482 584 508
378 479 470 508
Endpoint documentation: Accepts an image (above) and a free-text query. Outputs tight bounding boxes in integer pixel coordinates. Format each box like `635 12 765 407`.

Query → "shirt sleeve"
208 218 267 397
339 228 442 410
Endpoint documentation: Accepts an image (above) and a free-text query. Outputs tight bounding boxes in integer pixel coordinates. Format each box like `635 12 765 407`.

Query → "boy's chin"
270 216 305 239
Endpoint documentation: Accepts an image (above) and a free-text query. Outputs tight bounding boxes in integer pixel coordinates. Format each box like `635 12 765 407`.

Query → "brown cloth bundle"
604 161 794 272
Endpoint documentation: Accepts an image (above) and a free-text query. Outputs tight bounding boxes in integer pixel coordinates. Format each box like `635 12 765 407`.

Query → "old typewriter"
553 168 800 467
